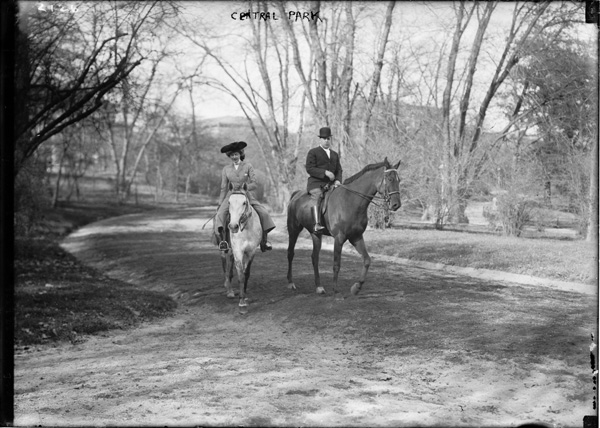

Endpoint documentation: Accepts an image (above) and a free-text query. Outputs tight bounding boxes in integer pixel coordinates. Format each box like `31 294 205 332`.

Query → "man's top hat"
318 127 332 139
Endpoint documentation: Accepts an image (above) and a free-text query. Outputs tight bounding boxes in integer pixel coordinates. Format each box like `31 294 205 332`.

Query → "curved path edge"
268 215 597 296
63 210 597 297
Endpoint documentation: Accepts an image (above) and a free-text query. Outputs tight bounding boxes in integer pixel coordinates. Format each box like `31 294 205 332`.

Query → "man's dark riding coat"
305 146 343 192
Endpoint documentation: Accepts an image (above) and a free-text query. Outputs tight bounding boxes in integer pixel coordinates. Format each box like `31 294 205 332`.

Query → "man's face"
320 137 331 149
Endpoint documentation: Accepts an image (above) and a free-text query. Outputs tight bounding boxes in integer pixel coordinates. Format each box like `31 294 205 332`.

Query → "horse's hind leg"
286 222 302 291
348 235 371 296
332 235 346 299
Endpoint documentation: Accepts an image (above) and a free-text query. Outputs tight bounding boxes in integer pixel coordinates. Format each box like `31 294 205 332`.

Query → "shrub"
368 204 391 229
483 194 534 237
14 158 51 236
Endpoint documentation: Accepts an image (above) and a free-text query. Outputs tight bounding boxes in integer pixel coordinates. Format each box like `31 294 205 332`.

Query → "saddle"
320 184 335 216
302 184 334 216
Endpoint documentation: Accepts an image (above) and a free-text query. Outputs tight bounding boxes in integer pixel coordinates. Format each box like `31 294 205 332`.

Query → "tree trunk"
106 122 122 199
586 137 598 242
185 174 190 200
544 180 552 206
52 145 67 208
439 2 472 225
338 2 356 162
586 136 598 283
309 1 328 124
361 0 395 160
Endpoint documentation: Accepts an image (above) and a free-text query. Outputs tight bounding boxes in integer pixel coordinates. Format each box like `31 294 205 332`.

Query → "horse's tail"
289 190 301 203
287 190 300 217
287 190 303 231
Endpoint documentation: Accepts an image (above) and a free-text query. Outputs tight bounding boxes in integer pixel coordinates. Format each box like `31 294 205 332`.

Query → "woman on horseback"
213 141 275 252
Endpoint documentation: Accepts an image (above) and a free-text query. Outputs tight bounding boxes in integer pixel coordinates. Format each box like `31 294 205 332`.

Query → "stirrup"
218 241 230 252
260 240 272 252
313 223 325 233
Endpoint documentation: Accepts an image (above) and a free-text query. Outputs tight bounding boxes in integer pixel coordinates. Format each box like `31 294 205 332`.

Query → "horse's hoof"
316 286 326 295
226 291 235 299
287 282 297 290
351 283 362 295
238 299 248 314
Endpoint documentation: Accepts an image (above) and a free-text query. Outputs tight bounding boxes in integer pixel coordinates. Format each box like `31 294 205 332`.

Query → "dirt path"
14 208 597 426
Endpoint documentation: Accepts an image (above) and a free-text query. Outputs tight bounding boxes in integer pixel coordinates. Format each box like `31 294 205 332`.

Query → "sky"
171 1 444 120
20 0 597 128
166 0 597 133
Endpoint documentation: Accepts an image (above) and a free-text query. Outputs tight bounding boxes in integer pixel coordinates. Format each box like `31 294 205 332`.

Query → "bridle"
379 168 401 205
230 191 252 232
337 167 400 208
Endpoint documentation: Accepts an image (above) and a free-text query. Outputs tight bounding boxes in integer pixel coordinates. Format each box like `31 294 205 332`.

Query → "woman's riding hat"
221 141 247 154
318 127 332 139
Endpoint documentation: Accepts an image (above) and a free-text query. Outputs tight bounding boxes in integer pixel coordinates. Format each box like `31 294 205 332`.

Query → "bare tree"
432 1 579 224
83 1 184 200
176 0 314 210
13 1 162 176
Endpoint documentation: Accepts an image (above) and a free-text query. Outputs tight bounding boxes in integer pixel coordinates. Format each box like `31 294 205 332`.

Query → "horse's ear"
228 182 233 191
243 183 248 191
394 159 401 169
383 157 390 167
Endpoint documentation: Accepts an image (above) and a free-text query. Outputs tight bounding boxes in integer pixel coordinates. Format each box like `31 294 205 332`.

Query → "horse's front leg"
242 255 254 296
233 250 249 313
310 234 325 295
349 235 371 296
332 235 346 299
221 252 235 298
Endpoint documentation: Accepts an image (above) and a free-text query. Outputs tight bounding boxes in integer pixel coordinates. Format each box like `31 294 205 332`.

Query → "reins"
337 168 400 208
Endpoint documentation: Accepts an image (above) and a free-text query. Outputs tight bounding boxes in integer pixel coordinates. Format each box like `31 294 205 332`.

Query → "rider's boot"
260 230 272 252
312 205 324 234
218 227 230 252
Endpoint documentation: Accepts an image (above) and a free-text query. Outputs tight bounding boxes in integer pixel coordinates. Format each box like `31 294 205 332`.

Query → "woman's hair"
228 149 245 161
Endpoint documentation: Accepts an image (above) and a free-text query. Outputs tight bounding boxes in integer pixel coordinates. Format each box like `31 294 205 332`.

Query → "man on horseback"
305 127 343 234
213 141 275 253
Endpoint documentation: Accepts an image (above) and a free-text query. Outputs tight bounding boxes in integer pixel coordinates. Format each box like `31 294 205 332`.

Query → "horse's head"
228 183 250 233
377 158 402 211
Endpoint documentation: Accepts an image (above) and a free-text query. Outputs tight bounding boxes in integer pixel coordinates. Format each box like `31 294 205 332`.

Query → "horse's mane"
343 160 389 185
230 183 247 195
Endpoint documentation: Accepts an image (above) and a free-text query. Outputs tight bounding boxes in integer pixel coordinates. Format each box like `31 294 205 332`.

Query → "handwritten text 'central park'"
231 11 323 22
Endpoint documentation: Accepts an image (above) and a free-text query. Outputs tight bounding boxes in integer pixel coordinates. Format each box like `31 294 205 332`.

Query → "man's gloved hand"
325 170 335 181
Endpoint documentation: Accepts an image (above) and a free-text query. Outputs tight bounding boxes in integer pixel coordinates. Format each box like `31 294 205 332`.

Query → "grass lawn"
13 200 179 348
13 176 218 348
364 226 597 284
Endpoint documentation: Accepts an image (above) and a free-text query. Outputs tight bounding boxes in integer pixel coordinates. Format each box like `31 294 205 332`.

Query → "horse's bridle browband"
337 167 400 208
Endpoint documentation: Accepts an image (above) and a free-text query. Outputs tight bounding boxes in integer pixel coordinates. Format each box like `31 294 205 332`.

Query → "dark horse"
286 157 402 296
